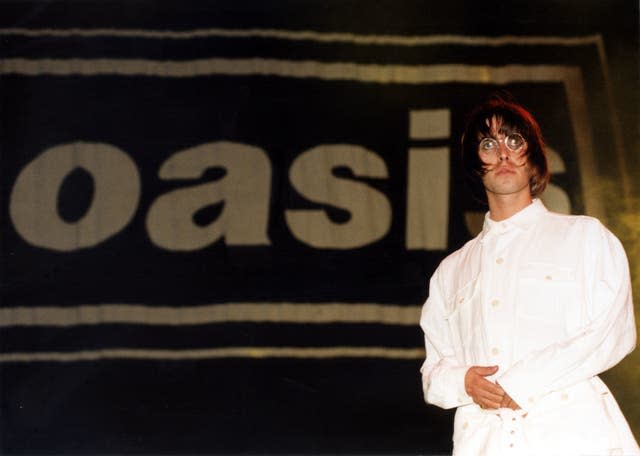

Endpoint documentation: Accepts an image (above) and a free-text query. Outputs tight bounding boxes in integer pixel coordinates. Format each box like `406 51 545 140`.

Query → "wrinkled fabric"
420 199 639 455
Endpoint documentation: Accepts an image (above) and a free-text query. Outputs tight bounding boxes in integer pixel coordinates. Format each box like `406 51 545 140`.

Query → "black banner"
1 1 637 453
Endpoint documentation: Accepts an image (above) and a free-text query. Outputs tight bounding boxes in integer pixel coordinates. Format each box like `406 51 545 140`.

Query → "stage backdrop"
1 1 638 454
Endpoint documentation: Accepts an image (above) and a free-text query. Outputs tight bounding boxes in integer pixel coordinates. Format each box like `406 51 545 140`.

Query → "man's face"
479 117 532 198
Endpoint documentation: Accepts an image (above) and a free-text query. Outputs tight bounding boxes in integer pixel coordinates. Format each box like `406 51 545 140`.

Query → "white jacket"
420 199 639 455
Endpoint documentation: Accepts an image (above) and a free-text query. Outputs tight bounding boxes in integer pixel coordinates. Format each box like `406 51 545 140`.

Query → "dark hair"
461 94 549 198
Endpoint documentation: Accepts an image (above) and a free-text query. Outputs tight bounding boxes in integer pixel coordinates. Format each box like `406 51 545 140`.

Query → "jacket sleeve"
497 222 637 412
420 268 474 409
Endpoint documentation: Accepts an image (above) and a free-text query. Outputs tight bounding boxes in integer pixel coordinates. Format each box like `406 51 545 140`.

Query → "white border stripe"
0 59 576 83
0 303 421 327
0 346 425 362
0 28 602 47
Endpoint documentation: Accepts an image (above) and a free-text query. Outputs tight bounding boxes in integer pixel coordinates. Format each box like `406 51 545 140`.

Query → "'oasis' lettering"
8 109 570 252
9 139 433 252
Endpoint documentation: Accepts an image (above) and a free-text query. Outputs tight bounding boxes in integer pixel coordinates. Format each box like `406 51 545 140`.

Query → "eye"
479 139 497 151
506 134 525 150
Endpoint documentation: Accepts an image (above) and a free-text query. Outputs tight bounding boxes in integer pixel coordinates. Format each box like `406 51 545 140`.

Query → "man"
420 95 639 455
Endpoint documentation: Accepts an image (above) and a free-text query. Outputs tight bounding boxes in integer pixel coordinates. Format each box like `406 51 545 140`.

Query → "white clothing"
420 199 639 455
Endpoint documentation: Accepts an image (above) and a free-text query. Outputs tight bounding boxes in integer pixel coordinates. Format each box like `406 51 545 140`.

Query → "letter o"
9 142 141 251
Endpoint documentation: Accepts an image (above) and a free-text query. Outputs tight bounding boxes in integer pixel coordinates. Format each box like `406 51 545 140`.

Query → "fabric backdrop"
1 1 638 453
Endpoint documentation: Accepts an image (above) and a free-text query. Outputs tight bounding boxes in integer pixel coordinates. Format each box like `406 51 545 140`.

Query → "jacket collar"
479 198 547 242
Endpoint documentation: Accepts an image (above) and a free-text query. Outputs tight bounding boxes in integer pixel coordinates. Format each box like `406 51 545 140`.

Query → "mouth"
494 166 516 176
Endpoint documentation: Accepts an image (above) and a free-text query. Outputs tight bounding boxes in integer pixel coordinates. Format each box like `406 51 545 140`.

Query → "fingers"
465 365 506 410
500 392 521 410
465 366 502 394
477 384 504 403
477 392 503 409
500 391 511 408
482 377 505 396
472 377 504 409
473 376 504 397
464 365 498 386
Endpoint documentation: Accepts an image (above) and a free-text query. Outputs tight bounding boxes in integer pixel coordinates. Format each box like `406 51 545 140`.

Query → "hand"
464 365 505 410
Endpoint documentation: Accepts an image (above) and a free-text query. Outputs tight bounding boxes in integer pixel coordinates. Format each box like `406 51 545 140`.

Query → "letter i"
406 109 451 250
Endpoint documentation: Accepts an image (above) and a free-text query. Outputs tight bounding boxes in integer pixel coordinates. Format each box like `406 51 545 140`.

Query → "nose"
497 142 510 161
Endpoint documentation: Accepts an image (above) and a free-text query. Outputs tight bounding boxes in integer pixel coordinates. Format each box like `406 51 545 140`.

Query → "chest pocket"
517 262 577 322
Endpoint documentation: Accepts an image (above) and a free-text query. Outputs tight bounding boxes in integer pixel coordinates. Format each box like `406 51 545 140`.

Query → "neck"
486 191 533 221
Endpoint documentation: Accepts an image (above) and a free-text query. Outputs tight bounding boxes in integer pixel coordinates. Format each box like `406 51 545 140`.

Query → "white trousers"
452 377 640 456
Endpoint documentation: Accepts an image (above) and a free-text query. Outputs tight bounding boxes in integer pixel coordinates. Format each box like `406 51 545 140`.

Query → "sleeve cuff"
427 365 473 408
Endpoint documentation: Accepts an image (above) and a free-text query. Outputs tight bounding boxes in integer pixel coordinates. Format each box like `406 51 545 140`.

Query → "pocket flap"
519 262 575 282
445 277 479 319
